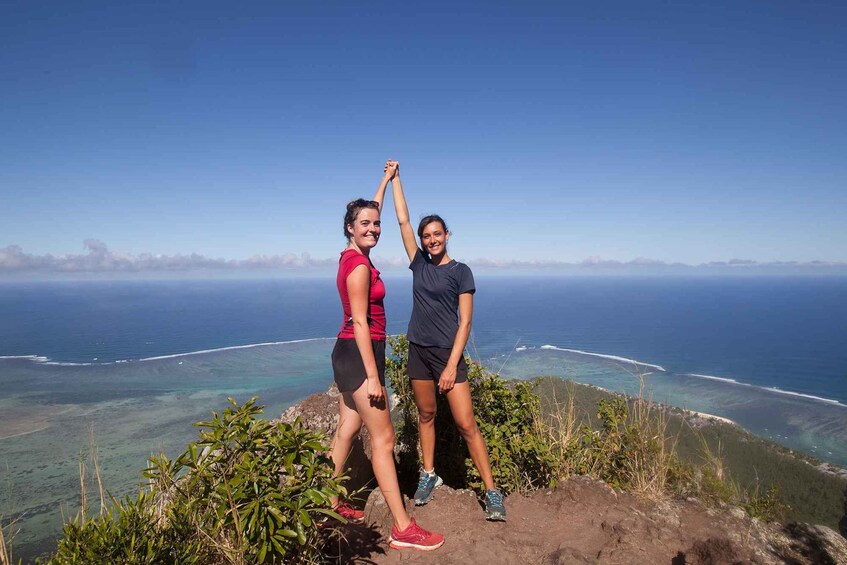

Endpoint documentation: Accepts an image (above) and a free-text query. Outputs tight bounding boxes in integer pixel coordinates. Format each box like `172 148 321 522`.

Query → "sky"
1 0 846 277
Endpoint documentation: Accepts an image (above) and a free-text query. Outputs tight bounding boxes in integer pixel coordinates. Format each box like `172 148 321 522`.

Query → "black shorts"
332 338 386 393
407 341 468 384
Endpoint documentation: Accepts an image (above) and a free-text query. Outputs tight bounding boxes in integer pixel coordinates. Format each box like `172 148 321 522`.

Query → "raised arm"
372 165 391 211
386 160 419 262
347 264 384 403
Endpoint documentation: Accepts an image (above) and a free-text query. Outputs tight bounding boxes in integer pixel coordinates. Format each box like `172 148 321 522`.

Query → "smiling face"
347 207 381 250
419 220 449 257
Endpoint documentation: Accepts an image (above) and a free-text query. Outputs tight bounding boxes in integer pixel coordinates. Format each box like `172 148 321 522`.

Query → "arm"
387 161 419 262
347 264 384 403
438 292 473 394
372 164 392 212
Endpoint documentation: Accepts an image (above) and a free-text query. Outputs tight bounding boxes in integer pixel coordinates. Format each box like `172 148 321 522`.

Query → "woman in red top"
328 171 443 552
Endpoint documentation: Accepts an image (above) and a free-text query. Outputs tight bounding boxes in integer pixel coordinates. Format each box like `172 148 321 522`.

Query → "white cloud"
0 241 334 273
1 242 845 276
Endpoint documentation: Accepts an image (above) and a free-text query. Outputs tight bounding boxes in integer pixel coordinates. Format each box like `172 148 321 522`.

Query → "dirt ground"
327 477 842 564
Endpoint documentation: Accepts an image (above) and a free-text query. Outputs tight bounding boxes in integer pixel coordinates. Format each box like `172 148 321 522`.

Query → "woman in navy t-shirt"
385 160 506 522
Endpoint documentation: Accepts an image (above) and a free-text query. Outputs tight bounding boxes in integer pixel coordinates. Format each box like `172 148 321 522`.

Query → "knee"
369 427 396 456
336 421 362 442
417 408 436 425
455 418 479 440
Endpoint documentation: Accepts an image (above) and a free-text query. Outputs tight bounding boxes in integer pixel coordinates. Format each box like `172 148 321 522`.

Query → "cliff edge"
280 385 847 564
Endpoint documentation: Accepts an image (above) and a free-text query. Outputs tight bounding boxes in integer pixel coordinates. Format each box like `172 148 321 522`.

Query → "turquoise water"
1 339 336 559
1 276 846 560
3 340 846 560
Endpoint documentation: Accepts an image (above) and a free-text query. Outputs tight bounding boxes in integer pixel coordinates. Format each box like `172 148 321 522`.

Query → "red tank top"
336 249 386 339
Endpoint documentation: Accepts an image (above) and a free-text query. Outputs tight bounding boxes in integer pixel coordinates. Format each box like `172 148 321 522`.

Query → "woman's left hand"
383 160 399 179
438 366 457 394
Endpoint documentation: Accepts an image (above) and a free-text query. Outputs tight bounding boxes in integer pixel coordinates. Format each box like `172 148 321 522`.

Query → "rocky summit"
280 386 847 564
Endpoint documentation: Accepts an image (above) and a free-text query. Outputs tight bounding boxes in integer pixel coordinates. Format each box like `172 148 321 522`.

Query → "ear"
445 230 450 241
346 223 353 235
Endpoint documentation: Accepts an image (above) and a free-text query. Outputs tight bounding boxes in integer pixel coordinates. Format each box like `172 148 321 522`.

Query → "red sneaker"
334 501 365 524
388 518 444 551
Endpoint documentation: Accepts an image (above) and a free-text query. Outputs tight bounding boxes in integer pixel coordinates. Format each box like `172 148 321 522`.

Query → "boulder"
784 522 847 564
276 384 375 497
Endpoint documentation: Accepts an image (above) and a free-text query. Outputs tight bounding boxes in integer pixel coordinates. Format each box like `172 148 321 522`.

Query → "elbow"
351 317 369 331
459 320 472 332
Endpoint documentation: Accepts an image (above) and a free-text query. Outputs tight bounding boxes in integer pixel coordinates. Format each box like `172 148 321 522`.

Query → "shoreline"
0 424 51 441
682 409 736 426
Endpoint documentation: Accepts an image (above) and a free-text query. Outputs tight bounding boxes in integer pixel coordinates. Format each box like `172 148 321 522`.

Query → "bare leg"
328 392 363 506
411 379 437 472
347 383 411 531
446 382 496 491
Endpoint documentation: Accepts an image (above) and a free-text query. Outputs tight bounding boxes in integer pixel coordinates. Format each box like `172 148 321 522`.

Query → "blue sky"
1 1 845 276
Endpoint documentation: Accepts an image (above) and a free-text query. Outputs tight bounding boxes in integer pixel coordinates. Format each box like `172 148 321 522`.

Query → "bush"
744 485 789 522
386 335 555 494
533 377 794 520
45 398 346 565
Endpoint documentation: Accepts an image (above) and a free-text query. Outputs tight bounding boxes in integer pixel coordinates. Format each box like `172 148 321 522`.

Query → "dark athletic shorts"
407 342 468 384
331 338 386 393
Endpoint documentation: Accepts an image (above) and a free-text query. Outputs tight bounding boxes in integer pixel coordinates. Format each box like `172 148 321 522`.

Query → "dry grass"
74 428 109 525
533 370 685 499
0 514 16 565
88 427 107 517
624 378 679 497
533 381 579 481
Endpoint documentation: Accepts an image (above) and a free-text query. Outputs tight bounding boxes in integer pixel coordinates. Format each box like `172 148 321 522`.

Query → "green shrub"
45 398 346 565
386 335 555 494
743 484 789 522
48 490 204 565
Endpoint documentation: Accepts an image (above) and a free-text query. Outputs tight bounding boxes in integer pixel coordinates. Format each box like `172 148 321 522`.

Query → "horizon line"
2 241 846 275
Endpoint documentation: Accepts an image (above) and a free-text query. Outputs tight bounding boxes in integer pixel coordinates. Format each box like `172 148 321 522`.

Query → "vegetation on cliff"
533 377 847 529
32 399 346 564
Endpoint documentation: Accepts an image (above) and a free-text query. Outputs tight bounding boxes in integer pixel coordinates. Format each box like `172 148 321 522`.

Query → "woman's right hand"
366 377 384 404
384 160 399 179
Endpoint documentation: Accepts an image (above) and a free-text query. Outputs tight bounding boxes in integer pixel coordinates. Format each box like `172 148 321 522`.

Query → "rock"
841 489 847 538
679 537 745 565
784 522 847 565
362 485 414 536
276 384 375 495
729 506 747 520
546 547 596 564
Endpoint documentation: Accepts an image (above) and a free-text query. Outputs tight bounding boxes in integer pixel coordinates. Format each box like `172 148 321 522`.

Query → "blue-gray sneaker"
413 471 443 505
484 489 506 521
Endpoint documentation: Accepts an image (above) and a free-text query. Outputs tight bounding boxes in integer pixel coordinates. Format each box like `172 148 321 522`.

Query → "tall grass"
532 373 792 522
0 514 17 565
534 372 683 498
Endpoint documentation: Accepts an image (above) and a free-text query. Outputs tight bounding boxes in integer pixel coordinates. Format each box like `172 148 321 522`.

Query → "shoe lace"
417 473 433 490
486 489 503 507
402 519 428 541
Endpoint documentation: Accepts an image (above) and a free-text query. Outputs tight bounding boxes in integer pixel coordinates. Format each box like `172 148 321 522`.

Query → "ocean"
1 275 846 559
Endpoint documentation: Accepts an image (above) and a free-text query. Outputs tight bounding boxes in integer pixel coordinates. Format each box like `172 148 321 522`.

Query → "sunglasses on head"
352 198 380 209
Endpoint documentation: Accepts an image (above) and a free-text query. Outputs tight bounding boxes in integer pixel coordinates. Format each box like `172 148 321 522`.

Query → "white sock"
423 468 435 476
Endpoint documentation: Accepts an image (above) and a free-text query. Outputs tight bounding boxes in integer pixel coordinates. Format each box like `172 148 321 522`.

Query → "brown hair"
344 199 380 240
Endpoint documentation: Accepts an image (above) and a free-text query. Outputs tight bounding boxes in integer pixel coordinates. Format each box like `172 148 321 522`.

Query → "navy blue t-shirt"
406 249 475 348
